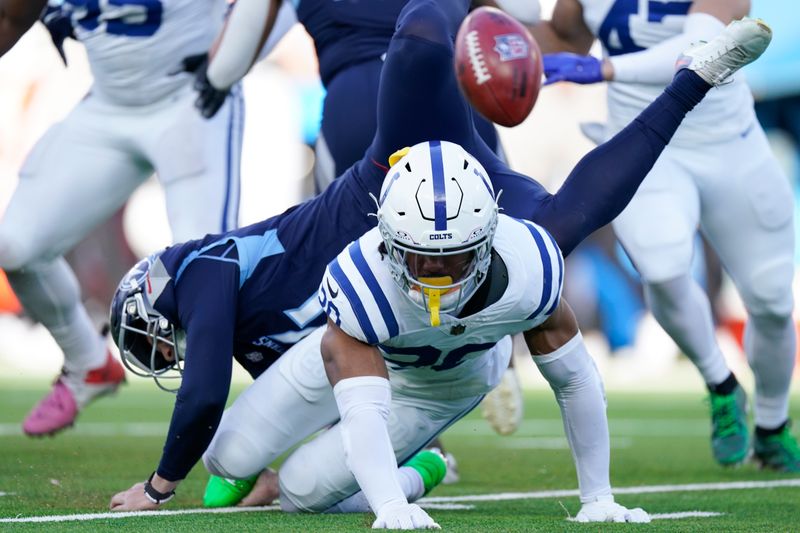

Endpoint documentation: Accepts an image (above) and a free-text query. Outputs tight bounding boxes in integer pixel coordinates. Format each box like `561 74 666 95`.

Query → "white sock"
533 333 612 502
323 467 424 514
645 275 731 387
745 313 796 428
6 259 105 372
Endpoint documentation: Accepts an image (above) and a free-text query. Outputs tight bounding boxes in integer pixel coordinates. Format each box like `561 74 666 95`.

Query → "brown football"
454 6 543 127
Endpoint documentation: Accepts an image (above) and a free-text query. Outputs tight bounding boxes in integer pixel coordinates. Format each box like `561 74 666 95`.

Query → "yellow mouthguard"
388 146 411 167
419 277 453 328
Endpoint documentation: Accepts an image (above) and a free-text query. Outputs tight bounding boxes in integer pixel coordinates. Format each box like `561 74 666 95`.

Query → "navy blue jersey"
296 0 406 86
154 172 377 377
150 0 707 481
299 0 502 179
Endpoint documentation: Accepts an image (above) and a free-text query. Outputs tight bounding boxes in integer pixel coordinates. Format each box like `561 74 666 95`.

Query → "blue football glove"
542 53 603 86
40 4 75 66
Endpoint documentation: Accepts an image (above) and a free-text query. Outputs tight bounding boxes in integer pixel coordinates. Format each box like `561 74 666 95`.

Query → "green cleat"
708 385 750 466
203 474 258 508
754 422 800 473
404 449 448 496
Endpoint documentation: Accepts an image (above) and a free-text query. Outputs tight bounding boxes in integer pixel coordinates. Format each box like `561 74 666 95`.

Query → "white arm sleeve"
207 0 296 89
333 376 407 515
609 12 725 84
533 332 612 503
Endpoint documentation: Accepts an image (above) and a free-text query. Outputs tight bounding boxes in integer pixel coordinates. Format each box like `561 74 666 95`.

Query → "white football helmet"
377 140 498 324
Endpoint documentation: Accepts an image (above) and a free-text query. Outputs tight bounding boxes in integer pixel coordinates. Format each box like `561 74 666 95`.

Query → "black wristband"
143 472 176 505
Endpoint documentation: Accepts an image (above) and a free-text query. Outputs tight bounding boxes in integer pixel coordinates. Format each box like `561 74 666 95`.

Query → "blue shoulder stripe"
544 230 563 316
522 221 553 321
348 241 400 337
329 259 379 345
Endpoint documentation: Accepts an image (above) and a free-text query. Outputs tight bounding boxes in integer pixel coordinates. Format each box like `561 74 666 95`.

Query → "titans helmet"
109 253 184 392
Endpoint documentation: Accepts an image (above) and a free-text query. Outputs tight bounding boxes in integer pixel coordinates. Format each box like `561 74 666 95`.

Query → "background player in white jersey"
0 0 292 437
529 0 799 472
201 140 651 526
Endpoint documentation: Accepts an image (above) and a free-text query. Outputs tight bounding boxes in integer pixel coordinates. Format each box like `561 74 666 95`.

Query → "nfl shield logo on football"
493 34 529 62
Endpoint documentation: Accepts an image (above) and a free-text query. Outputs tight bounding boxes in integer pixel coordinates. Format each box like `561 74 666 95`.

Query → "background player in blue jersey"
188 0 507 190
106 0 766 511
528 0 799 472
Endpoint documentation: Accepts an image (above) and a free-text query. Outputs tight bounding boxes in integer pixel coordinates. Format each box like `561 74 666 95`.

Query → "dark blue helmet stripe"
349 241 400 337
429 140 447 231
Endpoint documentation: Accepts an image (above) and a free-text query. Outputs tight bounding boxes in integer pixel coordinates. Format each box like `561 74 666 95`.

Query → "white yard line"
650 512 724 519
0 505 279 523
0 419 712 438
498 436 633 450
2 479 798 523
421 478 800 502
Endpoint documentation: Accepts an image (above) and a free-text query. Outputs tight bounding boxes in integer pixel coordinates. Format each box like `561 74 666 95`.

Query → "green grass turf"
1 380 799 531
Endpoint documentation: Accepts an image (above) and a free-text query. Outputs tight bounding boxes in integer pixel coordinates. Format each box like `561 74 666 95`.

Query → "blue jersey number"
598 0 691 56
65 0 163 37
381 342 496 372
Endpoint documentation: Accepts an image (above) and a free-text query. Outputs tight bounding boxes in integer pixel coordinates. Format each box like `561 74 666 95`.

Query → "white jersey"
318 215 564 400
63 0 227 106
580 0 755 145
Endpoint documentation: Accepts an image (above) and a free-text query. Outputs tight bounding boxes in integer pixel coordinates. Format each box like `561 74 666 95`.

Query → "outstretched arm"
206 0 285 90
190 0 295 118
606 0 750 84
541 0 749 85
0 0 46 57
110 253 239 511
524 300 649 522
322 320 439 529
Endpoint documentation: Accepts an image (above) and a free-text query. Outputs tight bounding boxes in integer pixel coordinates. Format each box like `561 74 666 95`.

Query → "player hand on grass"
110 473 177 511
372 501 441 529
575 495 650 523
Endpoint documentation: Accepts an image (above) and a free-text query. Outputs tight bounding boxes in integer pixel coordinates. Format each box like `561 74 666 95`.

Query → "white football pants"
0 84 244 371
203 327 510 512
613 122 796 427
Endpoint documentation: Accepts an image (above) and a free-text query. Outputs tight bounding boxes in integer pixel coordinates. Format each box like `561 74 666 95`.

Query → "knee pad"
278 429 358 513
202 430 265 479
0 229 35 272
741 258 794 319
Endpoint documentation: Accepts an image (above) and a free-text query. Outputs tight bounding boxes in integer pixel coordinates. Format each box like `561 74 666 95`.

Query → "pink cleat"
23 351 126 436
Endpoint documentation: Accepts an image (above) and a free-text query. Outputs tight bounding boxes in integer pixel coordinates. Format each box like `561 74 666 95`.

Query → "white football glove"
372 502 441 530
576 495 651 523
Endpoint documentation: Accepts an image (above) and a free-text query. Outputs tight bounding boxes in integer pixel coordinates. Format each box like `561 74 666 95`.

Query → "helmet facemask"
116 290 185 393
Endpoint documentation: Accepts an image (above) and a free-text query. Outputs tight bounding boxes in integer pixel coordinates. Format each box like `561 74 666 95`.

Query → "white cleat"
678 17 772 86
481 366 523 436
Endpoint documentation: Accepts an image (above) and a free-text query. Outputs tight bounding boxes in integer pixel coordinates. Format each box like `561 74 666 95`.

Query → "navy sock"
708 372 738 395
756 420 788 438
